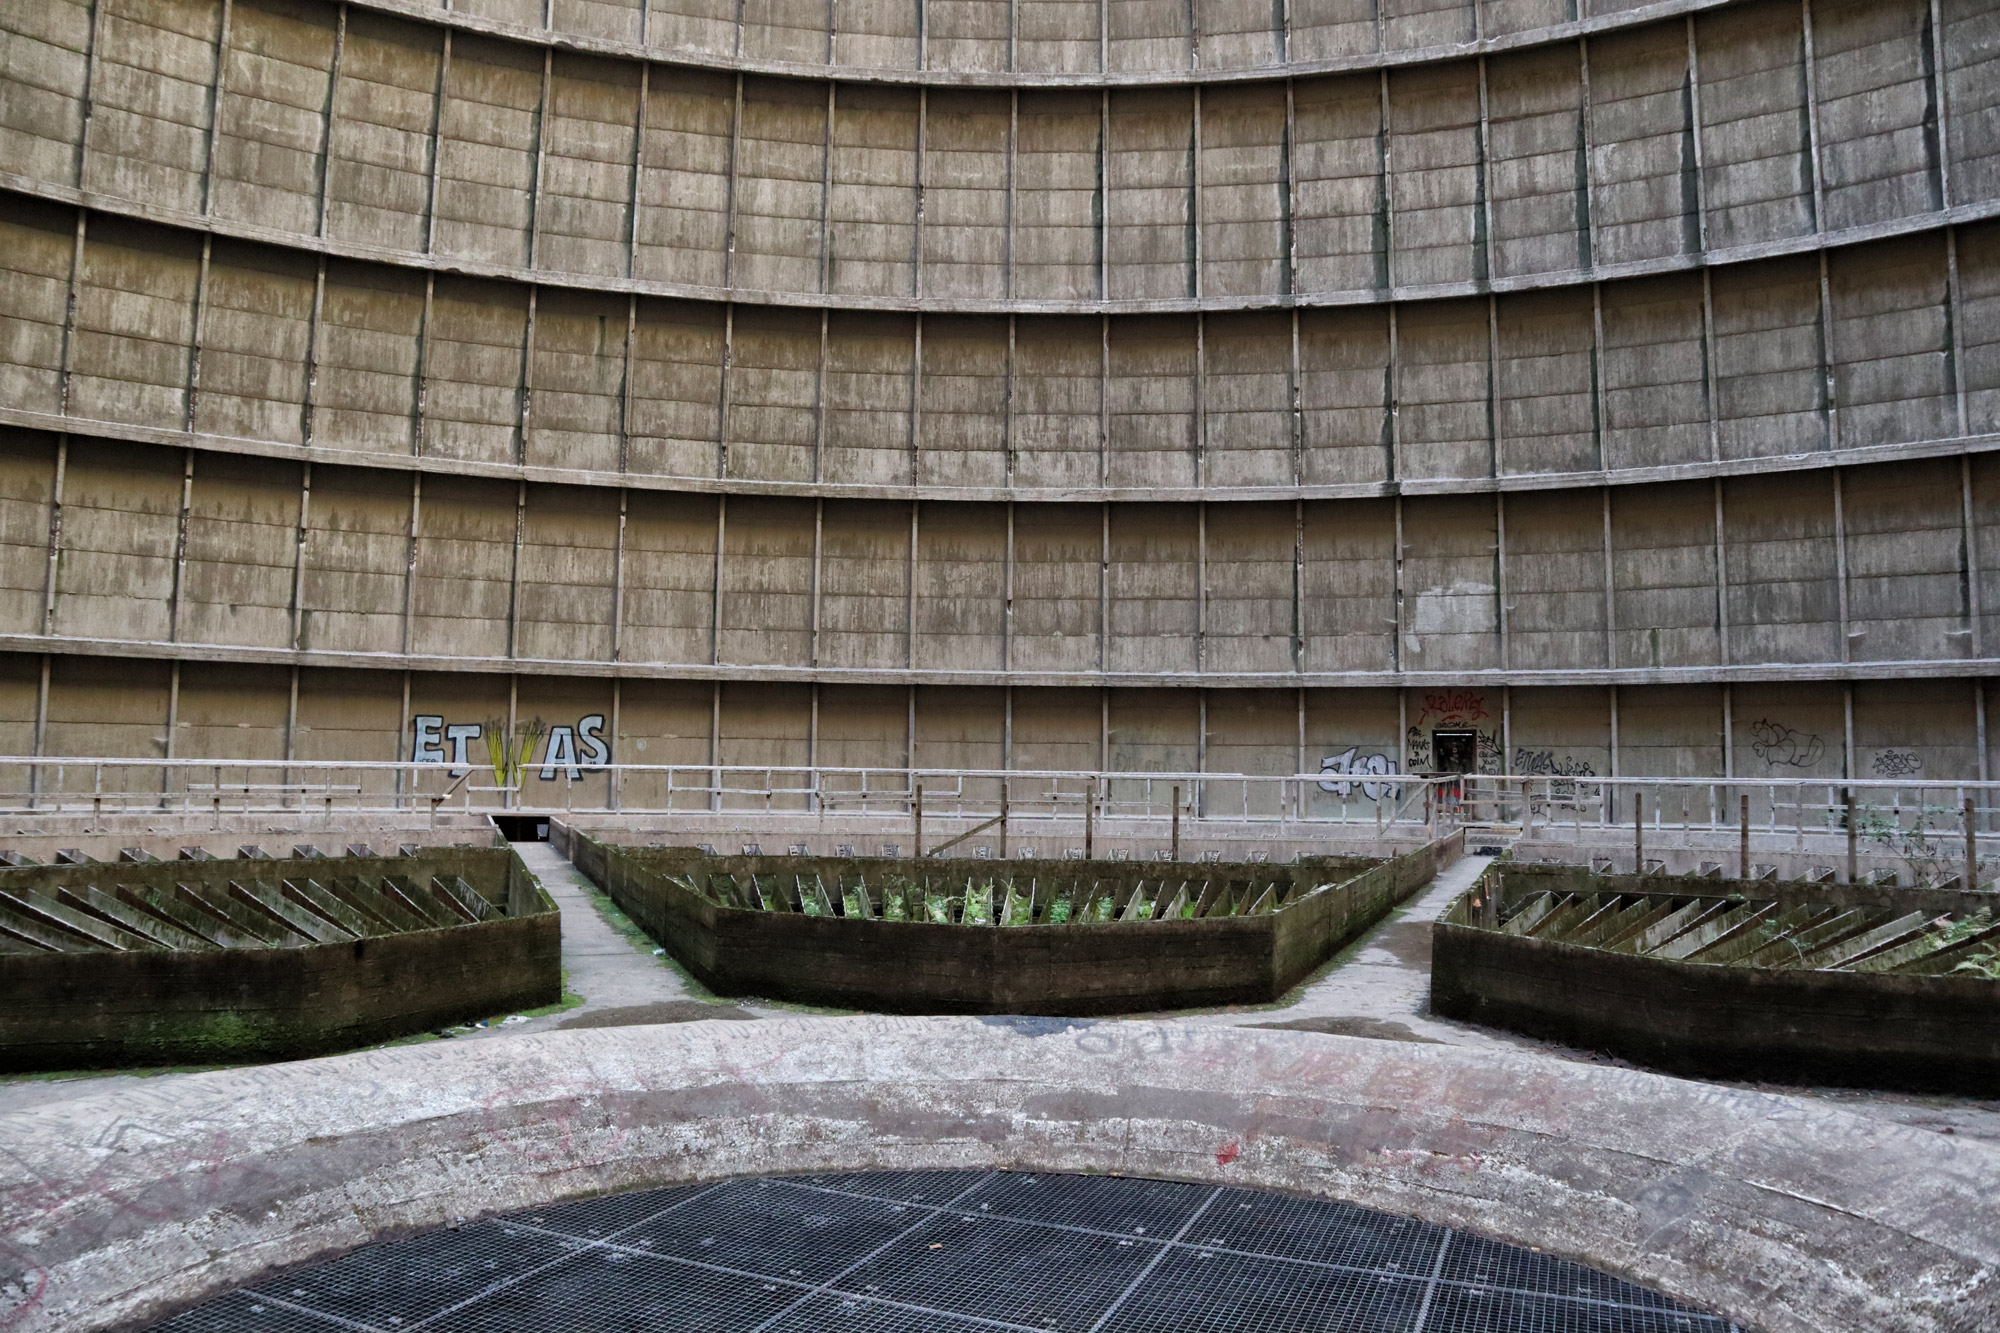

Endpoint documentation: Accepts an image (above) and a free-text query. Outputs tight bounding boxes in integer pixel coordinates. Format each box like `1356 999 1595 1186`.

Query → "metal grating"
148 1171 1745 1333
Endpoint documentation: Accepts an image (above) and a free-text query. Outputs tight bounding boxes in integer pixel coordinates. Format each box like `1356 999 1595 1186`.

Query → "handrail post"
1967 794 1979 890
1844 788 1857 883
1740 793 1750 880
1085 777 1095 859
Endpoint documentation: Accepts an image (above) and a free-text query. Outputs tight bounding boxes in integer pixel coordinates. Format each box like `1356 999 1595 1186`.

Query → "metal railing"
0 757 1457 838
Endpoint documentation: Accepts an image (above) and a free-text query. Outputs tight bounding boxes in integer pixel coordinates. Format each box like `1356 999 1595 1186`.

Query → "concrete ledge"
1 1017 1992 1333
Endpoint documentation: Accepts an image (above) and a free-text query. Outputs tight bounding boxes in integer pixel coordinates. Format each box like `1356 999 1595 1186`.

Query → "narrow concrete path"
460 842 756 1043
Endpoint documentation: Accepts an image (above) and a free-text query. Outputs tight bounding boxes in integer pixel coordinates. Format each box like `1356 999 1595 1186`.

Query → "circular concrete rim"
1 1017 1993 1333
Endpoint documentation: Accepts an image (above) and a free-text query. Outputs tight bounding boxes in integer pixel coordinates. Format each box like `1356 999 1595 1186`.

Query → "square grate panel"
1098 1247 1430 1333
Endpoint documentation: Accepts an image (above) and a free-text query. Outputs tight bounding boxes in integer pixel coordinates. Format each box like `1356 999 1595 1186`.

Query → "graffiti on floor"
1317 747 1401 799
1748 719 1825 770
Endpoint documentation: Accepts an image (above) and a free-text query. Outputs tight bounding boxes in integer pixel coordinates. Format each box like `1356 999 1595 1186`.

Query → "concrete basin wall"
1430 863 2000 1092
568 831 1458 1011
0 848 562 1071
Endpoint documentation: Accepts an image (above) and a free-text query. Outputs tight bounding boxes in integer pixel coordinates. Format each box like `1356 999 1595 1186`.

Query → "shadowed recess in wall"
143 1170 1741 1333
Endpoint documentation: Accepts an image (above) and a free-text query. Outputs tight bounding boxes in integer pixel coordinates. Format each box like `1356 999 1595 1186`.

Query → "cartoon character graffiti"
1748 719 1825 770
1318 747 1401 800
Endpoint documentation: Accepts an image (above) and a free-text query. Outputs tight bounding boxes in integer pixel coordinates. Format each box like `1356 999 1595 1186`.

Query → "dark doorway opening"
1432 730 1478 775
493 815 550 842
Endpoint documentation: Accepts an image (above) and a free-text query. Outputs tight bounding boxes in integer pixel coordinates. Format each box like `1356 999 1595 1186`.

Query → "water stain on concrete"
559 1001 757 1029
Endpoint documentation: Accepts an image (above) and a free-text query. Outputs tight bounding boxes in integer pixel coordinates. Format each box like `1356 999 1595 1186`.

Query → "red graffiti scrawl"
1417 691 1488 727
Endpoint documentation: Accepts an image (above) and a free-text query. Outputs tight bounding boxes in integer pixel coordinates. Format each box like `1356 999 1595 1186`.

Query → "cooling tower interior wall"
0 0 1996 789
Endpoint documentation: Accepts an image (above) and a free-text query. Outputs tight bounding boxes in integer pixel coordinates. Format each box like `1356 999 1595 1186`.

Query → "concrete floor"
3 842 1996 1146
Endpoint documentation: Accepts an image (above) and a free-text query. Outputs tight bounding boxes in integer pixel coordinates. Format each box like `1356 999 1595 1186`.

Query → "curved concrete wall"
0 0 1995 779
4 1018 1993 1333
3 0 1993 305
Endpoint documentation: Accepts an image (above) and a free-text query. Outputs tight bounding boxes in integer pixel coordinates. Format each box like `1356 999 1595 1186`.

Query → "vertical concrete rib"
1713 477 1729 665
414 272 436 456
518 286 539 466
1578 36 1597 268
290 463 312 652
1496 492 1509 672
613 488 628 661
1601 488 1615 669
402 474 421 656
508 481 527 660
57 212 86 420
302 258 327 445
629 65 650 280
723 73 744 288
186 236 213 436
169 452 194 645
316 5 347 239
1963 455 1982 659
1686 12 1709 254
711 494 726 665
41 439 67 638
1928 0 1954 207
73 0 105 185
424 31 452 256
810 497 822 667
199 0 233 218
1833 467 1850 664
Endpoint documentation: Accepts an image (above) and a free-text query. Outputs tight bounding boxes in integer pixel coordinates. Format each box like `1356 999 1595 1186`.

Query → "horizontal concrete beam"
2 1017 1991 1333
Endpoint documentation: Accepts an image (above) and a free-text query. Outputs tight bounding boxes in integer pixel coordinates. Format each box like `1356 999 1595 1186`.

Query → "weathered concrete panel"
516 482 618 662
1202 310 1292 486
717 494 812 665
1696 0 1812 251
921 90 1010 300
1616 682 1724 776
526 286 627 473
180 452 299 650
1495 287 1595 476
0 0 92 187
211 0 336 238
1017 0 1100 75
1387 62 1482 289
1293 74 1386 297
1107 503 1197 672
537 54 641 280
298 465 411 655
408 474 517 659
422 275 527 465
1009 684 1099 770
1298 306 1390 485
741 0 826 64
1829 234 1953 450
51 440 181 645
1394 297 1490 480
821 309 914 485
1107 89 1195 301
626 296 724 478
1302 496 1394 672
1813 0 1939 233
1013 92 1101 301
172 659 288 759
618 489 718 666
1599 270 1709 471
0 434 54 638
1507 489 1606 670
723 303 819 481
1588 22 1697 268
1610 478 1720 670
69 219 199 432
1107 314 1196 486
1204 502 1294 673
432 35 542 269
1108 0 1190 75
1199 84 1287 300
312 258 425 455
914 501 1005 670
1844 457 1967 665
733 76 828 295
1012 502 1100 672
1288 0 1378 63
1487 44 1584 281
818 497 911 669
1711 252 1824 459
1012 314 1103 487
916 314 1008 487
0 200 75 419
632 66 733 288
1723 470 1840 666
827 85 918 299
195 239 315 446
324 11 440 255
82 0 219 214
1400 492 1499 671
1508 683 1611 777
41 653 171 765
927 0 1009 73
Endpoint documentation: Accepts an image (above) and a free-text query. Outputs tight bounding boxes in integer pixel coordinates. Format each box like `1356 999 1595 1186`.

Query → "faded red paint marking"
1214 1140 1240 1166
